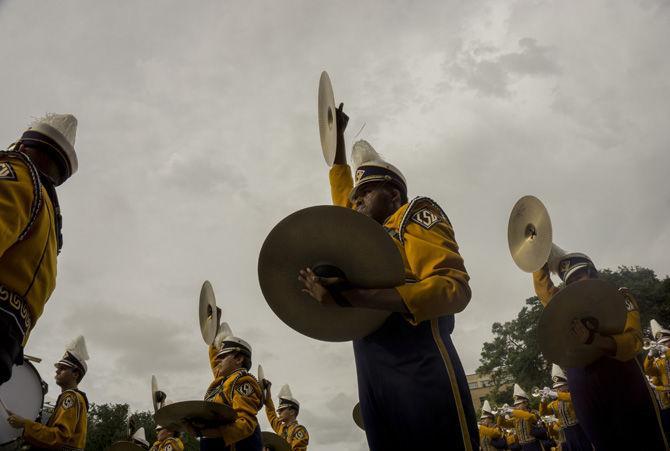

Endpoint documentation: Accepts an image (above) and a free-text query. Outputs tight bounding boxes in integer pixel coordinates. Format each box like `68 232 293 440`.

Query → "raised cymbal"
261 431 292 451
154 401 236 433
508 196 553 273
108 441 145 451
258 205 405 342
199 280 219 346
318 71 338 166
538 279 628 368
352 403 365 430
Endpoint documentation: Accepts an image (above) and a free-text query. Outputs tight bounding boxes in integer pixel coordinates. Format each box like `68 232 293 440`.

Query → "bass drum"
0 361 45 448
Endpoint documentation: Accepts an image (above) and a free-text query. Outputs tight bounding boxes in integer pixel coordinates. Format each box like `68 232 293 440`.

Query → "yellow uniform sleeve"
497 415 514 429
556 392 571 402
532 266 559 306
328 164 353 208
264 396 282 433
208 344 218 375
289 424 309 450
479 424 502 439
511 409 537 423
22 391 86 449
394 207 471 322
539 400 555 417
0 159 35 257
218 375 262 445
610 292 642 361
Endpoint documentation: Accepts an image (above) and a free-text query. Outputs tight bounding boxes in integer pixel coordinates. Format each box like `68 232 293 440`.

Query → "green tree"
477 266 670 407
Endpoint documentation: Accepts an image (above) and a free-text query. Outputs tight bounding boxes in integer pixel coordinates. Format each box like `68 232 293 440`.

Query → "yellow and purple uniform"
645 350 670 409
479 424 505 451
264 397 309 450
150 437 184 451
22 389 88 450
0 151 57 346
497 410 540 450
329 165 478 451
203 345 263 450
533 267 667 450
540 392 591 450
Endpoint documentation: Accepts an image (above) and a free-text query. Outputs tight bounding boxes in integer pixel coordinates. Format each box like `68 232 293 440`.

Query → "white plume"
30 113 78 145
214 322 233 348
278 384 293 399
66 335 89 361
352 140 382 168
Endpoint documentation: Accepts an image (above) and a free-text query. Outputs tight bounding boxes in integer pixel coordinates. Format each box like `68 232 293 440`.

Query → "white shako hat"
551 364 568 388
549 252 595 284
651 319 670 343
349 140 407 202
131 427 150 447
20 113 78 185
56 335 89 379
513 383 529 406
277 384 300 412
480 400 494 418
214 323 252 361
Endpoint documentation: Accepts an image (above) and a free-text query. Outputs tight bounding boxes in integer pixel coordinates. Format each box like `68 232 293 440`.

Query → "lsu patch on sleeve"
411 207 442 229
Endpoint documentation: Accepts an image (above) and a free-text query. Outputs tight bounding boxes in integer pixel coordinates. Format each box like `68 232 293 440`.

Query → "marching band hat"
277 384 300 412
481 400 494 419
549 252 595 283
214 323 252 359
551 364 568 389
651 319 670 343
19 113 78 185
56 335 89 379
349 140 407 202
513 383 529 406
131 427 150 447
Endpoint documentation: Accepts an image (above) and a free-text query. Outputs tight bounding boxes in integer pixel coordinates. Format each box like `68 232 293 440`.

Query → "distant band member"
192 324 263 451
539 365 591 451
478 400 506 451
496 384 541 451
299 105 478 450
533 257 667 449
0 114 78 384
7 336 89 449
644 319 670 435
151 424 184 451
263 383 309 450
130 427 151 450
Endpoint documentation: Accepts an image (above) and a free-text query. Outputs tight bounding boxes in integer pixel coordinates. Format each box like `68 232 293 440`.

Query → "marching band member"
538 365 591 451
299 105 478 450
130 427 151 450
151 424 184 451
7 336 89 449
191 323 263 451
644 319 670 434
0 114 78 385
533 257 667 449
479 400 507 450
496 384 541 451
262 383 309 450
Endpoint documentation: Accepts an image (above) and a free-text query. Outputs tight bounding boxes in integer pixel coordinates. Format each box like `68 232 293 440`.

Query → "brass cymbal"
352 403 365 430
318 71 338 166
258 205 405 342
154 401 236 433
261 431 292 451
199 281 219 346
508 196 553 273
538 279 628 368
108 441 145 451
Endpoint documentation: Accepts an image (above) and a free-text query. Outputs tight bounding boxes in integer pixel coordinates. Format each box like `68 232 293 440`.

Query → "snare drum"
0 361 45 446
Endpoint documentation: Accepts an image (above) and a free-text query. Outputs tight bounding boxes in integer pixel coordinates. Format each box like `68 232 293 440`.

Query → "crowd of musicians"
1 106 668 451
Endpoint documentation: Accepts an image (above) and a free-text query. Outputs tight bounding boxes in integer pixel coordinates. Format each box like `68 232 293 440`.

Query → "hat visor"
552 381 567 389
55 360 77 369
513 398 527 406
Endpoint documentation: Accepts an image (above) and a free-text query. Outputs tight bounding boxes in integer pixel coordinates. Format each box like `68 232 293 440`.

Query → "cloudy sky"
1 0 669 449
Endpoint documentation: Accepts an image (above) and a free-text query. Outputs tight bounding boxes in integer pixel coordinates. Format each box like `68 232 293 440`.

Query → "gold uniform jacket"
478 424 503 451
540 392 578 428
0 152 57 345
204 345 263 445
533 267 643 361
149 437 184 451
644 352 670 409
329 165 471 323
264 397 309 450
23 389 88 450
497 410 538 445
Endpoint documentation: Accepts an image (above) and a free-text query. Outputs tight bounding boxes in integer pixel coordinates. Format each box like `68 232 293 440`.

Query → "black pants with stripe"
354 313 479 451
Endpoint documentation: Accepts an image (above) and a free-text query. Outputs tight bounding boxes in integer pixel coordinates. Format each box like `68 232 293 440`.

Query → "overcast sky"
1 1 669 449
